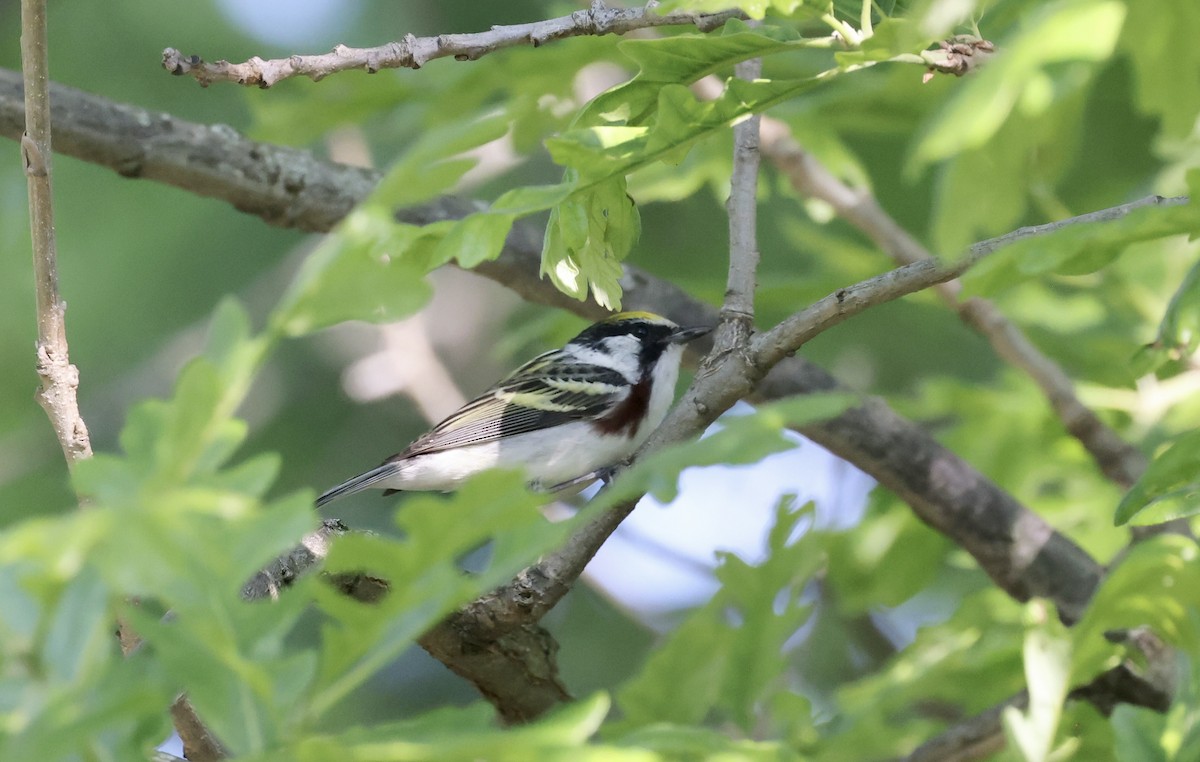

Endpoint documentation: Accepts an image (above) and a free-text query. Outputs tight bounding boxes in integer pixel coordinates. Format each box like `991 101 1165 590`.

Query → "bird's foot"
540 464 620 494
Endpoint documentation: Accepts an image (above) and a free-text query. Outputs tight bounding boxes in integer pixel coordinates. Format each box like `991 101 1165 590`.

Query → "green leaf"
541 72 820 307
825 490 950 612
648 1 810 22
0 653 172 762
1162 649 1200 759
127 606 278 755
156 359 237 482
71 454 140 505
834 17 934 66
554 79 821 185
432 210 516 268
1112 704 1169 762
270 113 511 335
245 72 417 146
1115 429 1200 526
615 23 803 92
370 112 510 210
911 0 1126 168
962 199 1200 297
273 212 434 336
198 452 282 498
41 570 113 685
490 183 575 216
930 82 1088 258
542 177 638 309
1121 0 1200 140
718 501 823 730
278 695 618 762
614 723 797 761
1002 603 1072 762
116 399 169 469
1070 535 1200 684
509 692 611 746
307 470 570 719
0 563 40 649
613 502 820 734
203 297 262 383
616 602 735 728
1135 255 1200 376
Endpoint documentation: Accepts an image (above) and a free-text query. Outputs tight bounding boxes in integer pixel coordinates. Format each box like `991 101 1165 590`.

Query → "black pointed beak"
669 325 712 344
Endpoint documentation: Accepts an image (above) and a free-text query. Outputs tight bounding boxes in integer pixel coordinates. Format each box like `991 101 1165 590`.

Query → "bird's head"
566 312 711 379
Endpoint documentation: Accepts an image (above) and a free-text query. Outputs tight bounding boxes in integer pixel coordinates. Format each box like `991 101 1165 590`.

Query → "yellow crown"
602 311 671 324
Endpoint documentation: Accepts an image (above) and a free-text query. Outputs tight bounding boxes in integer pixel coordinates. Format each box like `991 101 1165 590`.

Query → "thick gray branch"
0 70 376 233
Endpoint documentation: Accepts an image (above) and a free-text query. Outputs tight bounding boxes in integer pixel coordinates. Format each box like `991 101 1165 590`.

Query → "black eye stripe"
571 320 674 346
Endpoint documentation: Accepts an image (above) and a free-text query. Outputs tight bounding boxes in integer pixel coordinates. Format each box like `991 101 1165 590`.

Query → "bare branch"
722 53 763 326
919 35 997 78
169 696 227 762
0 70 376 233
162 3 746 88
19 1 91 470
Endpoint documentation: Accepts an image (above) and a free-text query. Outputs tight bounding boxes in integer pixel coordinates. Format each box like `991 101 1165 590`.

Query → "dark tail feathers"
315 463 399 508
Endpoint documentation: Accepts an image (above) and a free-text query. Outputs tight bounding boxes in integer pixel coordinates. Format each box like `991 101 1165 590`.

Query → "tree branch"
161 2 745 88
722 53 763 325
168 696 227 762
19 1 92 470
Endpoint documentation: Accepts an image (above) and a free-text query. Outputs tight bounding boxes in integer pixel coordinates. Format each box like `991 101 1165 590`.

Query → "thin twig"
743 96 1151 488
19 0 91 469
162 2 746 88
722 53 763 325
969 195 1189 256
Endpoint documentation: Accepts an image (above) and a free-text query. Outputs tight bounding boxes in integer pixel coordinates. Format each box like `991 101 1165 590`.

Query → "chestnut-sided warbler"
316 312 710 507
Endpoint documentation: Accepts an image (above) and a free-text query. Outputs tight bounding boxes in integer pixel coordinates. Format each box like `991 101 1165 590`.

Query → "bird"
315 311 710 507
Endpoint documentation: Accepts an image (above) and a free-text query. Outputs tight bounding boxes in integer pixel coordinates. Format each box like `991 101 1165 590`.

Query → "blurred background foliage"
1 0 1200 759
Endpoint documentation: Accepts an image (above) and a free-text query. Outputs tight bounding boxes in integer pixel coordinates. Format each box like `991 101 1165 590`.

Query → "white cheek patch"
563 341 640 383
